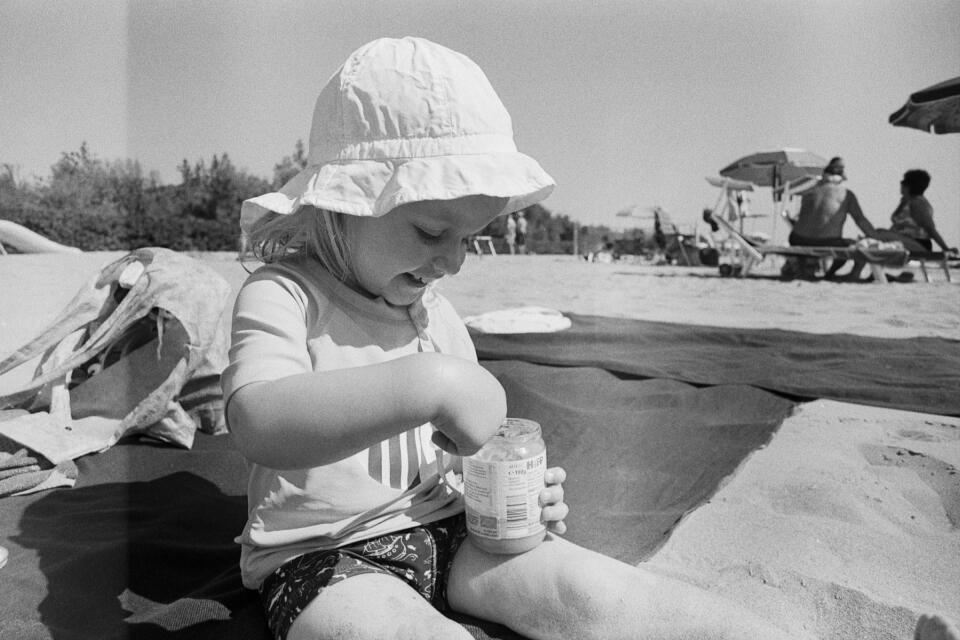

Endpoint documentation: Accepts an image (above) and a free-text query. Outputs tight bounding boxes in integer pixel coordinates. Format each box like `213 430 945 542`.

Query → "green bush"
1 143 620 255
1 205 239 252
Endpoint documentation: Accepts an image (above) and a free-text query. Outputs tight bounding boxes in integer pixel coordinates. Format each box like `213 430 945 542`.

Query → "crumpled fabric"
0 429 78 496
854 238 910 267
0 248 231 465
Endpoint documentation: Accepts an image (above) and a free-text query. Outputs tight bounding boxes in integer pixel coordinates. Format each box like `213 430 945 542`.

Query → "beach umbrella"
888 76 960 134
719 148 827 193
719 148 827 236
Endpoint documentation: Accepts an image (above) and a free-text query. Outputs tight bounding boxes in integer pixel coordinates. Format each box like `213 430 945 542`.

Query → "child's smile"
345 195 508 306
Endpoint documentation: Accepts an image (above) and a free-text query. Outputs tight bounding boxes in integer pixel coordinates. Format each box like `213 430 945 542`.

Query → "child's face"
345 195 508 306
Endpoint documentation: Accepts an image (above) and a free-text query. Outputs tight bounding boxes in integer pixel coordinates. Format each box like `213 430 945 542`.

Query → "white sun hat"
240 37 555 233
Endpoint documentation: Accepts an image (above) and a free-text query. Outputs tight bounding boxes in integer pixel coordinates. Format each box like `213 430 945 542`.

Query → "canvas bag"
0 248 231 464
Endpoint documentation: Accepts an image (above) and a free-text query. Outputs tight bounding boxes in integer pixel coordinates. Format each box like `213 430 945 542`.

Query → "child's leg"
287 573 472 640
447 533 806 640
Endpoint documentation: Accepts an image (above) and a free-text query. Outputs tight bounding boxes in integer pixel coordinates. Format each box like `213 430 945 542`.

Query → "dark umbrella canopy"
719 148 827 192
719 148 827 218
889 76 960 134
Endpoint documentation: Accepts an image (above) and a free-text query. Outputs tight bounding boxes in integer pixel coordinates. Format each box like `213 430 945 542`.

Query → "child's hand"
540 467 569 535
429 356 506 457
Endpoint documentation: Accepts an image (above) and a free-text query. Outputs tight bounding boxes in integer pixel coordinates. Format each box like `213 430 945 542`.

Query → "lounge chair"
904 251 954 282
711 212 914 282
704 176 938 283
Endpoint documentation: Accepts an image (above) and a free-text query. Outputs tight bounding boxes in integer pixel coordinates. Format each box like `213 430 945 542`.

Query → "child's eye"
415 227 443 242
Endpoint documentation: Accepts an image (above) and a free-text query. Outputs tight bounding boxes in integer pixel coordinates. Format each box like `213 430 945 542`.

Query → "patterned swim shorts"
259 514 468 640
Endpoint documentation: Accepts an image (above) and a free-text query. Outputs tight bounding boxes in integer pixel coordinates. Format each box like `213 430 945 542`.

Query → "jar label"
463 452 546 540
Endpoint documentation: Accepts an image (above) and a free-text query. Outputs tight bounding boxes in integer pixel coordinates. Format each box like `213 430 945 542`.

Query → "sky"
1 0 958 246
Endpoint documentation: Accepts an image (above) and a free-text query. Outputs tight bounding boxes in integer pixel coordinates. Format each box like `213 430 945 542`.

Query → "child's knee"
290 608 472 640
388 617 475 640
286 573 473 640
290 614 470 640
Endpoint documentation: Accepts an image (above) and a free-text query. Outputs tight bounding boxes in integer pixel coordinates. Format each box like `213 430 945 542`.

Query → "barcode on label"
506 497 526 529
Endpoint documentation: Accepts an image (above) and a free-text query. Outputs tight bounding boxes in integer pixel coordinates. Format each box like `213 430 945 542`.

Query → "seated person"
873 169 957 255
788 157 877 280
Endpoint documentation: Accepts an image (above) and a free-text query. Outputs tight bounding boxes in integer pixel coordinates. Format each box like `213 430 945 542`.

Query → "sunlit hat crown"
241 36 554 232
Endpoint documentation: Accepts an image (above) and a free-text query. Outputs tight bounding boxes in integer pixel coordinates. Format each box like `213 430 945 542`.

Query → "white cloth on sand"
463 307 571 334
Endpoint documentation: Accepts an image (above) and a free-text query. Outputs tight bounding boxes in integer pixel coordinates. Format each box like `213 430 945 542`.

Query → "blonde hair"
242 205 353 281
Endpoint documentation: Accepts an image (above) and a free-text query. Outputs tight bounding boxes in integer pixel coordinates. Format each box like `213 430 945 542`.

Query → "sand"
1 250 958 639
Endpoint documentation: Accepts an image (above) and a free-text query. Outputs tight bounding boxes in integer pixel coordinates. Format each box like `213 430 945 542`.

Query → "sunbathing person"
789 157 878 280
847 169 956 282
873 169 957 255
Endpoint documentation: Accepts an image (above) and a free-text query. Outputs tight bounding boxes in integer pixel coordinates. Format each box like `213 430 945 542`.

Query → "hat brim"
241 153 555 233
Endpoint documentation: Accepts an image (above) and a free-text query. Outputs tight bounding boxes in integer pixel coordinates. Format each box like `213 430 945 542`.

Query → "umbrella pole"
772 198 778 240
712 187 729 221
771 166 780 242
677 236 692 265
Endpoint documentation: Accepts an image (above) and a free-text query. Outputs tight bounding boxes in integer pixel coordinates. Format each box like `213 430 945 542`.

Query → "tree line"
0 142 633 255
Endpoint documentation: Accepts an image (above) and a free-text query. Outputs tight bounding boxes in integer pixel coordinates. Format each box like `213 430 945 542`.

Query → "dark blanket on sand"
4 313 957 639
472 313 960 418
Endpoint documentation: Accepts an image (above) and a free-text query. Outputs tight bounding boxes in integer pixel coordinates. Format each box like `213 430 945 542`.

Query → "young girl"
224 36 885 640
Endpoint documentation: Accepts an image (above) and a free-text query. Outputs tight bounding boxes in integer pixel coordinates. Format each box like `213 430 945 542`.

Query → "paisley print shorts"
259 514 468 640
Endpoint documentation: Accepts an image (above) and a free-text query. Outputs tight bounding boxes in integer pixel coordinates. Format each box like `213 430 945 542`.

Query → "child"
224 37 948 640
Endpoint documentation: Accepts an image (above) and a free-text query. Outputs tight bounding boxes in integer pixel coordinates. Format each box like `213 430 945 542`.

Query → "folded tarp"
0 361 793 639
472 313 960 417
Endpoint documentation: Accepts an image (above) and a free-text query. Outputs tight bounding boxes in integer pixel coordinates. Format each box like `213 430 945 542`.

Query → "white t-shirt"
221 257 476 588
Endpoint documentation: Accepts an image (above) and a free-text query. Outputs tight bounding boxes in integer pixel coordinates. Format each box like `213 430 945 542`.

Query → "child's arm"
228 352 506 470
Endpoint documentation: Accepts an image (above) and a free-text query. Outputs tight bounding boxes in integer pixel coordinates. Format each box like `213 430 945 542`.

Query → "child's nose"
433 239 467 275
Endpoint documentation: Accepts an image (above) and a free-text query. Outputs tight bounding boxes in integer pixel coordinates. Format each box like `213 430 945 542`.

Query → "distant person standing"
505 212 517 254
653 211 667 252
789 157 877 280
517 212 528 254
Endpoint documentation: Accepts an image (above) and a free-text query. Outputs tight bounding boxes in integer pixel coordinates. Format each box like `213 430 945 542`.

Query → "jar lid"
493 418 542 443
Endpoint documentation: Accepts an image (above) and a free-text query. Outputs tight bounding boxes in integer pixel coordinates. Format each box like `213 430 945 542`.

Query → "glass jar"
463 418 547 554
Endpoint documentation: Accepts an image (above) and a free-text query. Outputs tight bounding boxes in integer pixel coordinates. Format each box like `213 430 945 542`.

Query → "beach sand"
1 250 958 638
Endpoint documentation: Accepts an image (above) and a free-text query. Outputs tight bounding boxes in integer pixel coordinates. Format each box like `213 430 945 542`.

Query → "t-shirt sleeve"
420 288 478 362
220 267 315 414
